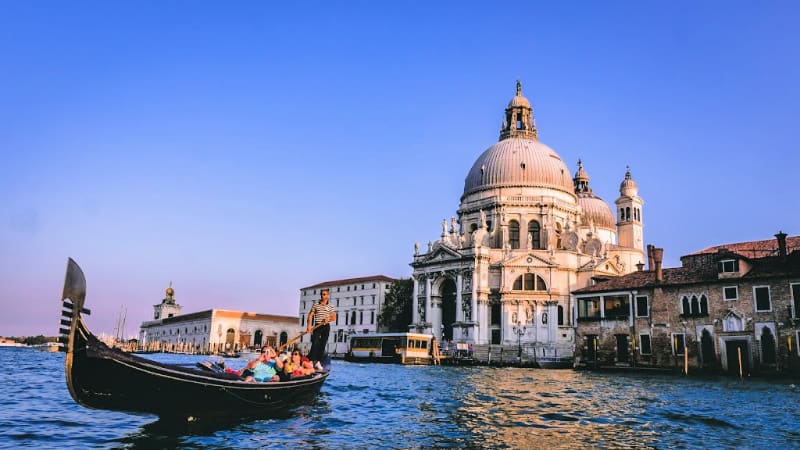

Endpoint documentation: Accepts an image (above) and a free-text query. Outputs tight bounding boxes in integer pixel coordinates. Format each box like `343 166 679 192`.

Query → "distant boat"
36 342 63 352
345 332 437 365
59 258 330 421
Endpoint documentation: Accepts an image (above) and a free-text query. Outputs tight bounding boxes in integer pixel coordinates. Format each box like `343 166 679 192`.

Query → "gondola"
59 258 330 420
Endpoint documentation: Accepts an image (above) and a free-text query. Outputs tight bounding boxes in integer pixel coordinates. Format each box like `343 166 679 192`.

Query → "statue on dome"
516 79 522 96
414 242 419 256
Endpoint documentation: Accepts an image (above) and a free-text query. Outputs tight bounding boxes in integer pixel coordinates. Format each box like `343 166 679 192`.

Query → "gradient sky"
2 2 799 337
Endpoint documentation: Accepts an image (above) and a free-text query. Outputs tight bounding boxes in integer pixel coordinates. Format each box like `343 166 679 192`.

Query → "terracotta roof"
692 235 800 258
574 251 800 295
302 275 398 290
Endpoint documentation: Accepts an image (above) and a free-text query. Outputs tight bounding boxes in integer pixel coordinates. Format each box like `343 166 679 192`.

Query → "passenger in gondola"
282 350 315 379
243 345 283 382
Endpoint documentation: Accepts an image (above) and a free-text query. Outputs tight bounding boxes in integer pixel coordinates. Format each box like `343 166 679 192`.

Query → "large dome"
463 137 574 197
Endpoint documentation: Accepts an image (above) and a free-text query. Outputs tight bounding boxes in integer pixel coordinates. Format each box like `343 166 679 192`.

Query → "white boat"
346 332 436 365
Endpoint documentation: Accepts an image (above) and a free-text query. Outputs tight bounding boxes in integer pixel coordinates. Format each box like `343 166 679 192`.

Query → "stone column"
425 276 432 325
456 272 463 322
412 276 419 325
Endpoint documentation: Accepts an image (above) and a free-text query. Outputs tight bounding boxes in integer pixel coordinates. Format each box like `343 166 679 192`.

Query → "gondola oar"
276 320 329 353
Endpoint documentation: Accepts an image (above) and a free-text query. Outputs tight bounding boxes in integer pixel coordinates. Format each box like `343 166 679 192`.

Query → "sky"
1 1 799 338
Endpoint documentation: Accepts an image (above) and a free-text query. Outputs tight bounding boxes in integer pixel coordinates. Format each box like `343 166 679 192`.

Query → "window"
512 274 547 291
359 311 363 324
754 286 771 312
604 295 629 319
639 334 652 355
351 310 356 324
718 259 739 273
557 305 564 325
791 283 800 318
370 311 374 325
635 295 649 317
509 220 520 249
528 221 541 250
673 333 686 355
681 294 709 317
723 286 738 301
301 316 305 327
578 297 600 320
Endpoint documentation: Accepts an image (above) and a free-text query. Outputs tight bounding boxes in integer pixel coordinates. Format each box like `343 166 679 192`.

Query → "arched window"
512 274 547 291
557 305 564 325
625 207 631 221
681 296 690 315
699 295 708 316
509 220 520 249
537 275 547 291
691 296 700 315
528 221 541 250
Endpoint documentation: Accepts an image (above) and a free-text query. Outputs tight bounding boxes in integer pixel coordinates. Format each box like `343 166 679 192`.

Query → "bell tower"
153 282 182 320
615 167 644 251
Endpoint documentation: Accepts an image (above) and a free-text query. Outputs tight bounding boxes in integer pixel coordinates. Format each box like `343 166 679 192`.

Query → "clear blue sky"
2 2 798 337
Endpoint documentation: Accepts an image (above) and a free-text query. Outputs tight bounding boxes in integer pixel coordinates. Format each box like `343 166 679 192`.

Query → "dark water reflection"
1 348 798 449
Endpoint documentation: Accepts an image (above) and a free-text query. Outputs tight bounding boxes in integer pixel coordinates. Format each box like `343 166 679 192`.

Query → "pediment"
503 252 555 267
578 257 624 275
422 244 463 262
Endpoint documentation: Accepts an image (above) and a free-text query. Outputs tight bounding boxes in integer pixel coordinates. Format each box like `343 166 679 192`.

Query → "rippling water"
1 347 798 449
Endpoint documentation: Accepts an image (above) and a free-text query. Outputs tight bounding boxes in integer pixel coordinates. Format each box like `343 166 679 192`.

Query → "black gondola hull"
61 259 329 420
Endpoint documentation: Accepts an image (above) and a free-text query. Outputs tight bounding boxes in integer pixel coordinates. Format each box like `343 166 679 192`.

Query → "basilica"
410 82 645 358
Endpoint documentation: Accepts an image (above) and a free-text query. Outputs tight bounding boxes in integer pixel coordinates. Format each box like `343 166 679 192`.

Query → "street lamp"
512 321 526 360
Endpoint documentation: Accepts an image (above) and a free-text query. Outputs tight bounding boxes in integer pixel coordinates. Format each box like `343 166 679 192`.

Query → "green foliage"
378 278 413 332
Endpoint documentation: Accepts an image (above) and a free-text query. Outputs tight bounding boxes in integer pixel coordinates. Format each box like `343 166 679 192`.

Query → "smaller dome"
508 94 531 108
166 287 174 296
619 167 638 197
579 194 616 230
507 80 531 108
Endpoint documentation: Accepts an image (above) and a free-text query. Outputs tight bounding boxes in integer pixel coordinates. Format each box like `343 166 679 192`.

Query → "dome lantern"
499 80 538 141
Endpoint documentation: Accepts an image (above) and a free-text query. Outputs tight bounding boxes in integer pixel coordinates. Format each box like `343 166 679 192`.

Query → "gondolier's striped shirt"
311 303 334 326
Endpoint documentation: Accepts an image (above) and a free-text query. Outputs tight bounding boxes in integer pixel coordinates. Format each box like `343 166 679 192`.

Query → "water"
1 347 798 449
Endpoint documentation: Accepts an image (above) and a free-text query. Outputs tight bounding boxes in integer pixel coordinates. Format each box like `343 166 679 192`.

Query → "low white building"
299 276 397 355
139 286 301 353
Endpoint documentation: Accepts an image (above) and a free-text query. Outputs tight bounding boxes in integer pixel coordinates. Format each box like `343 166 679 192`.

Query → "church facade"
410 82 645 359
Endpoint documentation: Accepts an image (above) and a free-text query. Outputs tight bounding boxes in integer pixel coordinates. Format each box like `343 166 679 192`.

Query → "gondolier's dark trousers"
310 323 330 363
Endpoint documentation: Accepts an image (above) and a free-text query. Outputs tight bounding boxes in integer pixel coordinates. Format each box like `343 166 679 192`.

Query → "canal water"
1 347 798 449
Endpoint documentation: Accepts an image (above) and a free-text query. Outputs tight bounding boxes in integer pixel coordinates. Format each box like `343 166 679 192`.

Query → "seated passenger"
243 345 283 382
283 350 315 379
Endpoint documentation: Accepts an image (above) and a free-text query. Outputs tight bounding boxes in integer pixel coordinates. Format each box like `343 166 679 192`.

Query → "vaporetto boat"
345 332 436 365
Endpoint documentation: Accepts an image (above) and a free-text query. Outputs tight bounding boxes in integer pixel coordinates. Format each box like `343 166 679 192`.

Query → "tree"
378 278 413 332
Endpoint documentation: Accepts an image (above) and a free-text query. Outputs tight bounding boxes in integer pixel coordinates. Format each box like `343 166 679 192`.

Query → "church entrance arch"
440 278 457 341
254 330 263 347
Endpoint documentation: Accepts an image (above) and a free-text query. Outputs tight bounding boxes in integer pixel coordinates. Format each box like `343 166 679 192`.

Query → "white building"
299 276 397 355
410 82 645 358
139 285 301 353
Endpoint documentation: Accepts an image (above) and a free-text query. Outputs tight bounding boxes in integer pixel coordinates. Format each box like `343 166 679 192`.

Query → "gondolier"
307 288 336 371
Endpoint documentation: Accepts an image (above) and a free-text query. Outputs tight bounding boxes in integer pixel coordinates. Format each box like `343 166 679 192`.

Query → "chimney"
652 247 664 282
647 244 655 271
776 231 787 258
636 261 645 271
